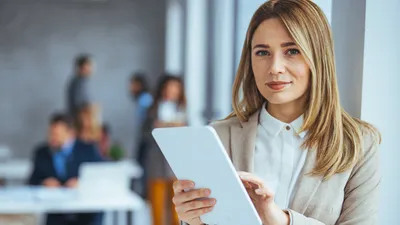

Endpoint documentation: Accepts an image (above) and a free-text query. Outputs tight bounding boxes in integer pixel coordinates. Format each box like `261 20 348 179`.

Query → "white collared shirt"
254 106 308 209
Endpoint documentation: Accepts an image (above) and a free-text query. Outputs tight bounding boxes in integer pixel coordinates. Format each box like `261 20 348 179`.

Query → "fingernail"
255 189 262 194
204 189 211 195
210 199 216 204
189 182 195 188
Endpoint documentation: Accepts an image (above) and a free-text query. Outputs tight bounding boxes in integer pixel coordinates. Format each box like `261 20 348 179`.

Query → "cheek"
251 59 269 85
291 65 310 93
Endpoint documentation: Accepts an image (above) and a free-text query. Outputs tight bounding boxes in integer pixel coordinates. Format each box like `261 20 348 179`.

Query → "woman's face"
163 80 182 102
251 18 310 107
80 112 91 128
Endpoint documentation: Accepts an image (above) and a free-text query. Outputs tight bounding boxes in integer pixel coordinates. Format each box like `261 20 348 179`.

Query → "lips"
266 81 292 91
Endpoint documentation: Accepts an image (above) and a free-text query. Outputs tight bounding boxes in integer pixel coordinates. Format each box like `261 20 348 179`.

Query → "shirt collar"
291 114 307 139
60 138 75 155
259 102 307 139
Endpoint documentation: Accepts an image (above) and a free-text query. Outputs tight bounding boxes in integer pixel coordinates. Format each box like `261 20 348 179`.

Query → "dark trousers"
46 213 102 225
135 139 150 199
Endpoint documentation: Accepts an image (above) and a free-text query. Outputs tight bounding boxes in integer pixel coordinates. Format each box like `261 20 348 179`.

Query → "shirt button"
286 126 291 131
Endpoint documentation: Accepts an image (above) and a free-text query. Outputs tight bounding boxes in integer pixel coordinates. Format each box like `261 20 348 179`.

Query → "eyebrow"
252 42 297 50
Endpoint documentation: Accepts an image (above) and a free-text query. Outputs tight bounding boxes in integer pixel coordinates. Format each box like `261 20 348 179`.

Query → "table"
0 159 143 183
116 159 143 179
0 159 32 181
0 187 147 225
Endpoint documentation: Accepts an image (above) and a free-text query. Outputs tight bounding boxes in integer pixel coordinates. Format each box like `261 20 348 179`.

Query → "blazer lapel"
66 142 79 178
230 111 260 173
45 147 59 178
290 149 323 213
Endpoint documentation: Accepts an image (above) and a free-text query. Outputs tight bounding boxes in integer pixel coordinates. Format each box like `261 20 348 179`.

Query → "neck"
266 96 306 124
133 91 144 99
76 73 87 78
62 137 74 146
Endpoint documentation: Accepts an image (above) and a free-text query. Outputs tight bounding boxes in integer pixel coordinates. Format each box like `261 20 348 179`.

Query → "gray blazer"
183 110 380 225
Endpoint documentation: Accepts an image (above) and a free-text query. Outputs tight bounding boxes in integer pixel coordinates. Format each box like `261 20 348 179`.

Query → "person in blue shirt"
130 72 153 126
28 113 103 225
129 72 153 198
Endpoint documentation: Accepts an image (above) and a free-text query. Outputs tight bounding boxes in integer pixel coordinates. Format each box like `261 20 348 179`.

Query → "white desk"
0 187 146 225
0 159 32 181
0 159 143 182
115 159 143 179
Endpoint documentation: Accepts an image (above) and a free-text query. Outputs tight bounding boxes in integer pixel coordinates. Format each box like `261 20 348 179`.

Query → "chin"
264 93 296 105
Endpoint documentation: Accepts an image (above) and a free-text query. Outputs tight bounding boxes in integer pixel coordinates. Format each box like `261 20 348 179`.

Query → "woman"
172 1 381 225
143 74 187 225
76 103 102 145
149 74 187 128
141 75 188 193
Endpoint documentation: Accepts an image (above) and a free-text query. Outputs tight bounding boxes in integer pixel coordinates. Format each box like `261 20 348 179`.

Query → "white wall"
332 0 366 118
235 0 265 67
211 0 236 120
184 0 207 126
361 0 400 224
165 0 184 75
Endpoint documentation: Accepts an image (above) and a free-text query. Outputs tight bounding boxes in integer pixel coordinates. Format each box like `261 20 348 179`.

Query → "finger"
239 174 265 188
245 187 257 201
185 206 214 219
242 180 258 189
242 181 252 189
255 187 274 198
175 198 216 213
173 188 211 205
238 172 261 188
237 171 252 177
246 187 273 202
247 187 265 201
173 180 195 193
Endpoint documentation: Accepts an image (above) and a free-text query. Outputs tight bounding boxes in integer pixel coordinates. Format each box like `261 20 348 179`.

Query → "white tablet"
152 126 262 225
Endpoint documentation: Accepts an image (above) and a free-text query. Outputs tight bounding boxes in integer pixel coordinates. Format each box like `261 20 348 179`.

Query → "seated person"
98 123 111 160
28 113 103 225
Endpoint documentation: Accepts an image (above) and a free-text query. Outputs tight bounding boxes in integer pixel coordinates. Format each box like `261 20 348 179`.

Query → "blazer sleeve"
288 134 381 225
88 144 104 162
28 147 48 185
180 134 380 225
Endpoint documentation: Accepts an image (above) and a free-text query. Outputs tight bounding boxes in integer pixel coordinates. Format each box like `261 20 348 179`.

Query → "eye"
286 49 300 56
255 50 270 56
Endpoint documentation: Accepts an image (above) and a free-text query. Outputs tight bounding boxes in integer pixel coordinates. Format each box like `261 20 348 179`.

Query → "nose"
269 54 286 75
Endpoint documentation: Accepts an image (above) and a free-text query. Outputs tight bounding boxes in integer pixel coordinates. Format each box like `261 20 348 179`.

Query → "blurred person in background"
66 54 94 123
98 123 111 160
28 113 103 225
148 75 187 128
130 72 153 127
97 123 126 161
76 103 102 145
129 72 153 198
142 74 187 225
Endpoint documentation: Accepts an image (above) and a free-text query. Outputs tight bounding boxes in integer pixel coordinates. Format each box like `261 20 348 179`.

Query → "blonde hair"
228 0 380 179
78 104 102 142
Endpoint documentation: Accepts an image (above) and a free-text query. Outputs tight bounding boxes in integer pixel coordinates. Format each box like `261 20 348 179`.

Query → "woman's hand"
238 171 290 225
172 180 216 225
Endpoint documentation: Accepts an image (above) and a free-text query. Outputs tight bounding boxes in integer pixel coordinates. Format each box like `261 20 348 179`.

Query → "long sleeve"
28 148 48 185
288 135 381 225
67 76 91 116
90 145 104 162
